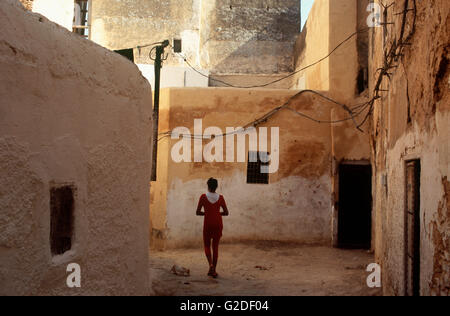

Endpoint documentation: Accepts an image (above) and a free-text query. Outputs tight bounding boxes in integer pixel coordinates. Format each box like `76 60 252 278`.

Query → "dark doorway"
405 160 421 296
338 164 372 249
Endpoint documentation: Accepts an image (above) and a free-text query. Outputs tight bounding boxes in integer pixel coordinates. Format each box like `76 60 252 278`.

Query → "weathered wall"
291 0 372 247
150 89 171 250
0 0 152 295
150 87 367 248
91 0 201 65
369 0 449 296
32 0 74 31
327 0 359 101
292 0 330 91
292 0 362 101
90 0 299 77
148 0 373 249
208 73 292 89
199 0 299 75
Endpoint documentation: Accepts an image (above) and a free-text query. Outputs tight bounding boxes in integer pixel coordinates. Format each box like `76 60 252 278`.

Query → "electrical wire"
130 27 373 132
157 89 372 142
139 2 417 138
356 0 417 130
176 27 371 89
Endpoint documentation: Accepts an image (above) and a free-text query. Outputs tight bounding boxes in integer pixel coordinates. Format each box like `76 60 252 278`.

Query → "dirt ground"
149 241 382 296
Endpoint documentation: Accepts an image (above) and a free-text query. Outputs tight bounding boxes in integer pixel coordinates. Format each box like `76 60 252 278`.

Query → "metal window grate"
246 151 269 184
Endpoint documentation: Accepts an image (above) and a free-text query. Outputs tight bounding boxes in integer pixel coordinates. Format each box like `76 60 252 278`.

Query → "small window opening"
50 185 75 256
73 0 90 38
173 39 182 53
357 67 368 94
356 1 369 94
246 151 269 184
382 6 388 49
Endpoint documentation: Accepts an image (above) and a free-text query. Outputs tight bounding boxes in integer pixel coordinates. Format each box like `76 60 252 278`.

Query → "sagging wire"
164 27 377 134
143 1 417 138
157 90 373 142
176 27 371 89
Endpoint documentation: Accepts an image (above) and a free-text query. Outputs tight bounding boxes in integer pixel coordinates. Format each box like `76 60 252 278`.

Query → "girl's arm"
220 197 229 216
196 195 205 216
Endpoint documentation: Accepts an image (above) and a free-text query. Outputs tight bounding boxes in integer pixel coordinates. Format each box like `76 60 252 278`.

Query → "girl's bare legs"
204 236 214 275
211 237 220 278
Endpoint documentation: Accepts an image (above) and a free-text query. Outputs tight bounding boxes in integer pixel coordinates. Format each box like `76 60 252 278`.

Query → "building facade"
89 0 301 88
12 0 450 296
150 0 372 250
1 0 152 295
368 0 449 296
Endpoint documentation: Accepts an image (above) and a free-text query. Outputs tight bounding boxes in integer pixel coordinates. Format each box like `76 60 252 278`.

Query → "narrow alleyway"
149 242 381 296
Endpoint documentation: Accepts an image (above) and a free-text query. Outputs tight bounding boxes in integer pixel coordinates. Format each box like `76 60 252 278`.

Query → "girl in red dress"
196 178 229 278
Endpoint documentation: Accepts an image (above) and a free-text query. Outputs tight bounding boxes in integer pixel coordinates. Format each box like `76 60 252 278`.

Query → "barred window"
246 151 269 184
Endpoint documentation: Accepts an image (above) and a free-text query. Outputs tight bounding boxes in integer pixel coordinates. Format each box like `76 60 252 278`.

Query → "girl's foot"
211 271 218 279
207 266 214 276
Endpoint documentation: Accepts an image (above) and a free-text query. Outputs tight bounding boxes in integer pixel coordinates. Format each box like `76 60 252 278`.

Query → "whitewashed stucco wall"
0 0 152 296
32 0 74 31
165 173 332 248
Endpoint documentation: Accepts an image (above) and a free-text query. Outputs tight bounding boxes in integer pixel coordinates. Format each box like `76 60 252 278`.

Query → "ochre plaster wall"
150 87 366 248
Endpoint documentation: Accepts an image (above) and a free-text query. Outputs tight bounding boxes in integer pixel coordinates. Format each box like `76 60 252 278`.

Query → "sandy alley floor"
149 241 382 296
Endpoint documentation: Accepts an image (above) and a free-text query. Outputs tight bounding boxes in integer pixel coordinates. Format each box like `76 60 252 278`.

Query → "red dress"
198 194 227 240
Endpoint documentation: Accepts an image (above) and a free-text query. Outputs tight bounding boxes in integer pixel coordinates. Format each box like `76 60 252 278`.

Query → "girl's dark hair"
207 178 218 192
